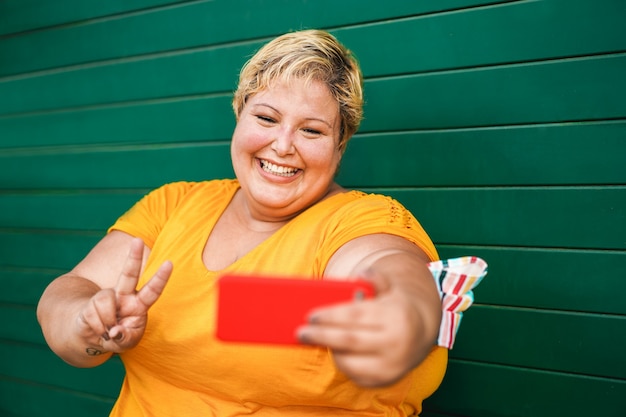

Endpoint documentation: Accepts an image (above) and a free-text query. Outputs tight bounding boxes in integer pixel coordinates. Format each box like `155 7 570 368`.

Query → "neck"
233 182 345 228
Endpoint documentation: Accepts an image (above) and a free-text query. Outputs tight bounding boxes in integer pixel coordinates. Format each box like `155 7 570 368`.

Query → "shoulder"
109 179 239 243
328 190 416 225
154 179 238 196
315 190 438 263
145 179 239 205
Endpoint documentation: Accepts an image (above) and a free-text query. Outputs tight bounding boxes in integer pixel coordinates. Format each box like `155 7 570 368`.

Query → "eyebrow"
252 103 334 128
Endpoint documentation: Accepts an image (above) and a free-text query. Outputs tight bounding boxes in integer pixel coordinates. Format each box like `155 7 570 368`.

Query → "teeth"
260 160 298 177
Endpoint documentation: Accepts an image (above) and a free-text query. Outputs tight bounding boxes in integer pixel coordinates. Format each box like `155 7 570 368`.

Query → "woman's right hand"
76 237 173 356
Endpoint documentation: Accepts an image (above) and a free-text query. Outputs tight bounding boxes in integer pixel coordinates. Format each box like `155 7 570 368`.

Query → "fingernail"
298 330 311 344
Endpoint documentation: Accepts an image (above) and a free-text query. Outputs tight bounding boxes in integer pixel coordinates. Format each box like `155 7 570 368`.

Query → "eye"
255 115 276 125
303 128 321 135
301 128 323 138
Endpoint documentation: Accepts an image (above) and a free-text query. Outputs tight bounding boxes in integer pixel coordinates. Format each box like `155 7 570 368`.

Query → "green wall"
1 1 625 416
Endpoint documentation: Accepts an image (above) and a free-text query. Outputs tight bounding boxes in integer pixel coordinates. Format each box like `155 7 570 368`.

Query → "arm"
298 233 441 387
36 230 172 368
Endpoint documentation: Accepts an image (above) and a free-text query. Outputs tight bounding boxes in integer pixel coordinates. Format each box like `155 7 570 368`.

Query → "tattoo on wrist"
86 347 104 356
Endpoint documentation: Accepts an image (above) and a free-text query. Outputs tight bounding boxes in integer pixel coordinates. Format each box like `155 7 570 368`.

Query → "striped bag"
428 257 488 349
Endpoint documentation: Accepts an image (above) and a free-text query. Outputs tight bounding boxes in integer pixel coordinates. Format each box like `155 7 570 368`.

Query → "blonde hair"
232 29 364 152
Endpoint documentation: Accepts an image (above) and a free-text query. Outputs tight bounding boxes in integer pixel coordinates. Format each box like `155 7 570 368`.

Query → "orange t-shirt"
108 180 447 417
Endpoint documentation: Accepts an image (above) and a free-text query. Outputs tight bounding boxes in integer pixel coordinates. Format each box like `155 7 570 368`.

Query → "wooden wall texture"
1 0 625 416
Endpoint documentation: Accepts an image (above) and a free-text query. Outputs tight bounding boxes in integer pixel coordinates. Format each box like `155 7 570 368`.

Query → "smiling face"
230 77 343 221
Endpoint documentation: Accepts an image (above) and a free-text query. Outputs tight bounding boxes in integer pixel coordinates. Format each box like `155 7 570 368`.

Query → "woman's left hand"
297 271 432 387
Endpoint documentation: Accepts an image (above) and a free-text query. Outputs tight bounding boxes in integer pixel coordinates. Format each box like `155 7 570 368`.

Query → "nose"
270 129 296 156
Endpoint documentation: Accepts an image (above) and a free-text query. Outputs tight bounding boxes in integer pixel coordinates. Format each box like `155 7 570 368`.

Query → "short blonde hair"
232 30 363 152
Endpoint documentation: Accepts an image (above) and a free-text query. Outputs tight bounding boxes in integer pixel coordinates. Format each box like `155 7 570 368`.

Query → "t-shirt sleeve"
319 193 439 263
107 181 197 248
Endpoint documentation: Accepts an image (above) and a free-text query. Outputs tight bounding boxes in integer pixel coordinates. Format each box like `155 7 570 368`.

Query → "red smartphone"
215 274 375 345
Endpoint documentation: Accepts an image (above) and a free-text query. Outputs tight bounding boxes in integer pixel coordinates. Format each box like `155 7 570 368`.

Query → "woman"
37 29 447 416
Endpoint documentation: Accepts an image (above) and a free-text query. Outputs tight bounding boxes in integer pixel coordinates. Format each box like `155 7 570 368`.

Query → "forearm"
37 274 113 368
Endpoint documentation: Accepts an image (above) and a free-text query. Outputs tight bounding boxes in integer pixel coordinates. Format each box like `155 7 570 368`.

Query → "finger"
78 289 117 340
297 322 384 353
106 323 128 346
307 300 381 329
91 289 120 339
106 315 148 351
115 237 146 295
136 260 173 308
78 306 106 340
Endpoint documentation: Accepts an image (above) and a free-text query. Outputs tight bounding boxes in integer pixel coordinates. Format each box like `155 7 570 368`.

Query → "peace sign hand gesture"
77 238 173 354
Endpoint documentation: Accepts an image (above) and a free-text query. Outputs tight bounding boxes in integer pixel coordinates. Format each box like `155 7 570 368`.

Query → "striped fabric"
428 257 488 349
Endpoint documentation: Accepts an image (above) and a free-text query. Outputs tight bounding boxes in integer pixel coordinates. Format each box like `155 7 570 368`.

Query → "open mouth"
259 159 300 177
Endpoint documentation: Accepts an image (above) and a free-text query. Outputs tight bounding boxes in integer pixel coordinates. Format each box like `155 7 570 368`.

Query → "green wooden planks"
0 192 146 230
436 245 626 315
0 269 58 305
362 54 626 131
450 306 626 379
386 187 626 250
0 231 100 270
339 0 626 77
423 360 625 417
0 304 44 345
0 96 235 148
0 0 512 76
421 413 455 417
0 378 115 417
339 121 626 187
0 0 191 36
0 45 251 115
0 143 234 190
4 0 625 79
0 343 123 398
